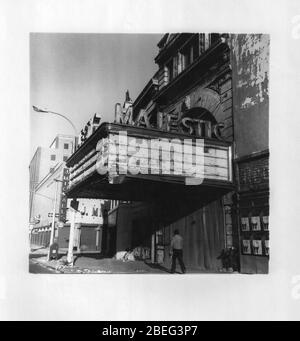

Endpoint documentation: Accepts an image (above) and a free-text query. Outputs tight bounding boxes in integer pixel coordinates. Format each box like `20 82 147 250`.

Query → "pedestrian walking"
170 229 186 274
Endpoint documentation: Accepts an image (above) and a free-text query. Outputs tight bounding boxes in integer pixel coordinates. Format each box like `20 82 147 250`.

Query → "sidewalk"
30 244 49 255
29 245 237 274
29 245 169 273
30 254 171 274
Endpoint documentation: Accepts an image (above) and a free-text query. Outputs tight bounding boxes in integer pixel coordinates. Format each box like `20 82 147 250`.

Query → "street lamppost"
32 105 80 265
32 106 78 151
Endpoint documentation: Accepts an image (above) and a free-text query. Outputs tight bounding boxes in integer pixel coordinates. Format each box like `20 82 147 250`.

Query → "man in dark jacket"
170 229 186 274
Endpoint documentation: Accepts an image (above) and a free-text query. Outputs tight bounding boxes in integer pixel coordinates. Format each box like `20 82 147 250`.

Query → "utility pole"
67 199 79 265
47 178 62 261
32 106 78 259
67 208 76 265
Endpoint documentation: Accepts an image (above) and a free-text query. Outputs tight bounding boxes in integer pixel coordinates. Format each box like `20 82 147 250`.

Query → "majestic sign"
114 88 225 140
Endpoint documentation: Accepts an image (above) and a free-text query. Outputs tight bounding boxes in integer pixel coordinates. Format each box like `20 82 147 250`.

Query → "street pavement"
29 259 59 274
29 255 172 274
29 244 171 274
29 245 231 274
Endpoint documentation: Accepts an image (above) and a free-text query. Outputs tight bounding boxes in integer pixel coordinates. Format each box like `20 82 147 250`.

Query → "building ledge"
154 40 229 105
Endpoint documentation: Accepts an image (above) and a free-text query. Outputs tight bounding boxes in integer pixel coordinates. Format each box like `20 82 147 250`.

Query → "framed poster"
252 240 263 255
250 216 261 231
264 240 269 256
241 217 250 231
262 216 269 231
242 240 251 255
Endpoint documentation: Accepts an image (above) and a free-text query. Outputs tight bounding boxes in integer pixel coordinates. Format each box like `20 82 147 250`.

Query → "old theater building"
66 33 269 274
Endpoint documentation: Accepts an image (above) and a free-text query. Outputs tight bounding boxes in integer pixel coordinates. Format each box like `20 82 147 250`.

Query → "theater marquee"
66 91 233 200
67 124 232 196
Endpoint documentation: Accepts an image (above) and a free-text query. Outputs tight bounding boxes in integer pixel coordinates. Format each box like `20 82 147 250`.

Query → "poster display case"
252 240 263 255
242 240 251 254
241 217 250 231
238 194 269 257
250 216 261 231
262 216 269 231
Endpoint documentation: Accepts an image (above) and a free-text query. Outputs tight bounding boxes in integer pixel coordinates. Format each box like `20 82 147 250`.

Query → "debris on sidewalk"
30 253 168 274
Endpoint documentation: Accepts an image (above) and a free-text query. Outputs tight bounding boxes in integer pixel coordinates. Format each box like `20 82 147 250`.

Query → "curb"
30 258 64 274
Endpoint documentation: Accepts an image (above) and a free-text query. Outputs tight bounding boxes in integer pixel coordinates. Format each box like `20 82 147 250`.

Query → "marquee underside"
66 172 234 202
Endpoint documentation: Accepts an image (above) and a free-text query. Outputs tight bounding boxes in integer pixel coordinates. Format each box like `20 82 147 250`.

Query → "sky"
30 33 162 156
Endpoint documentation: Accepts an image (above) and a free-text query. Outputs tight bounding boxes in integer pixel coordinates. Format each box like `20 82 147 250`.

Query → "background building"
30 162 66 247
29 134 75 222
29 133 104 252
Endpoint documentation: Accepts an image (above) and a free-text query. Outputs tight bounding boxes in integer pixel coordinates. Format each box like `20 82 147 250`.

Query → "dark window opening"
149 111 157 127
166 59 173 83
210 33 220 45
64 143 69 150
50 154 56 161
192 37 199 60
199 33 206 55
172 54 178 78
182 45 192 70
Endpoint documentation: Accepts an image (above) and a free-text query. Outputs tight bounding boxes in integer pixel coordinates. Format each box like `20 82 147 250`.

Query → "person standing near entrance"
170 229 186 274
